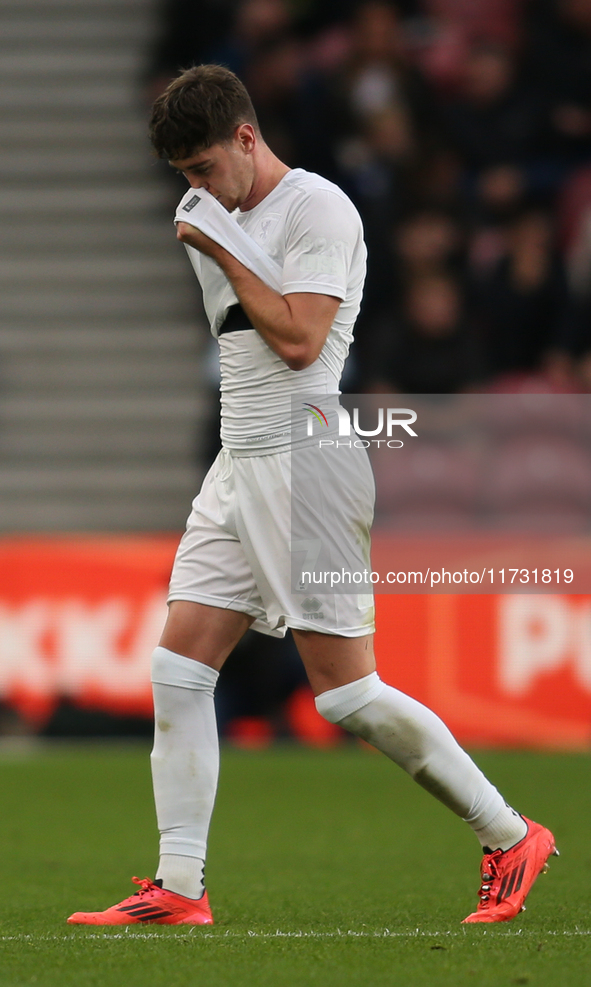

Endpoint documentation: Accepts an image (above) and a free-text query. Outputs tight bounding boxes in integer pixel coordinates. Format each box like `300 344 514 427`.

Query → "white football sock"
473 803 527 852
155 854 206 900
315 673 526 850
150 646 219 899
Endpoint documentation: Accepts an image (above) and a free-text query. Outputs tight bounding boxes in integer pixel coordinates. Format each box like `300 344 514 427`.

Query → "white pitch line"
0 929 589 942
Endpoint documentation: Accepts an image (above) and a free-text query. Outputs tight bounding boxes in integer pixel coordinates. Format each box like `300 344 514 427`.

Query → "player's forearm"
214 249 315 370
175 222 336 369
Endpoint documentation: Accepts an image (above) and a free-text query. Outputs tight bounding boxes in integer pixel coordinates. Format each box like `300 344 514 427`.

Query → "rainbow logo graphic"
303 403 328 429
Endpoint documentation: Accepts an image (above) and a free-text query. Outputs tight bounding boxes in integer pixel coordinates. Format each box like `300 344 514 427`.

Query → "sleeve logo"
182 194 201 212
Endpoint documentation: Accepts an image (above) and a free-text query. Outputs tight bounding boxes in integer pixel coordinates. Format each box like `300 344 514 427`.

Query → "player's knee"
314 671 385 724
151 646 219 693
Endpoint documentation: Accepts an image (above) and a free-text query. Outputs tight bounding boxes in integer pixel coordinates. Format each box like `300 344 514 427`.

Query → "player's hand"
175 222 223 259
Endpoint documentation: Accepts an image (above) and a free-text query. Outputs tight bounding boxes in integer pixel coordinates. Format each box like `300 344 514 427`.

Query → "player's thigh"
292 628 376 696
160 600 253 669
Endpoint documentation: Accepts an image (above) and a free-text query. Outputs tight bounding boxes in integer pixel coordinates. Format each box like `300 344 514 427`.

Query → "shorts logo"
301 597 324 620
182 194 201 212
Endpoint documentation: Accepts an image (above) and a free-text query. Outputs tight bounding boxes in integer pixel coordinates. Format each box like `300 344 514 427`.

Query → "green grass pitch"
0 743 589 987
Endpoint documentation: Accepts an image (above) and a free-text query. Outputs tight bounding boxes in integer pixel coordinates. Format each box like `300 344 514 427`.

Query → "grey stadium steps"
0 0 209 531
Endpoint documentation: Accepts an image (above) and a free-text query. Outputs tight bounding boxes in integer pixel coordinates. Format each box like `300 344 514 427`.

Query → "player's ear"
235 123 256 154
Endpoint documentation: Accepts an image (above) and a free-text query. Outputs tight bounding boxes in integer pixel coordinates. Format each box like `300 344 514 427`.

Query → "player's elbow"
284 347 317 371
285 355 310 372
282 338 322 371
176 222 193 242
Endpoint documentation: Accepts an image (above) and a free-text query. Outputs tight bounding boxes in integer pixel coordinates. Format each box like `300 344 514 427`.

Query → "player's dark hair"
149 64 260 160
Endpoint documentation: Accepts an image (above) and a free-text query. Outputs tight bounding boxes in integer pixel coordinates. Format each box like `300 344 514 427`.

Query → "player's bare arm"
175 222 340 370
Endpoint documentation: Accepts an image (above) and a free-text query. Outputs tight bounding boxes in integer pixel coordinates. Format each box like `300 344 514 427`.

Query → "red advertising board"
374 594 591 750
0 536 589 748
0 536 174 723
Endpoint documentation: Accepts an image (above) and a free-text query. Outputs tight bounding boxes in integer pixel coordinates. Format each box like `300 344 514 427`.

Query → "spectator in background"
301 0 434 184
300 1 438 363
394 206 464 278
437 40 544 216
146 0 236 101
364 271 484 392
215 629 307 738
526 0 591 174
412 0 525 92
470 207 572 382
148 0 294 89
354 204 466 386
242 33 306 165
555 161 591 383
422 0 523 47
207 0 294 79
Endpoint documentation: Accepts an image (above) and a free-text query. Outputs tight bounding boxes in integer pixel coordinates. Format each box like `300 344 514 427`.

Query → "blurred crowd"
147 0 591 394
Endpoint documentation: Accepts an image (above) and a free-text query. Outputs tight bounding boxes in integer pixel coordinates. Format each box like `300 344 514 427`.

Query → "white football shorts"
168 444 376 637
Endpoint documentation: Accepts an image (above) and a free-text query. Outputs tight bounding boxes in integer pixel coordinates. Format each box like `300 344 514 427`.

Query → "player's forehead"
168 144 225 171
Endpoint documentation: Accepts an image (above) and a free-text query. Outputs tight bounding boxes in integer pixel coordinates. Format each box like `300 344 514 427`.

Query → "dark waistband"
218 304 254 335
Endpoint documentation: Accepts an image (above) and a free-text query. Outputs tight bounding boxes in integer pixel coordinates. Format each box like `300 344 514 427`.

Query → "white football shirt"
192 169 366 453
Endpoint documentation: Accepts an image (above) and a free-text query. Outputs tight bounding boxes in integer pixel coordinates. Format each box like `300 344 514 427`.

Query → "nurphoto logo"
303 403 418 449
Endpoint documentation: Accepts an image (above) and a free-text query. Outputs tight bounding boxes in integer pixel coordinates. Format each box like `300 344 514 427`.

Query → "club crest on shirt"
256 214 279 242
